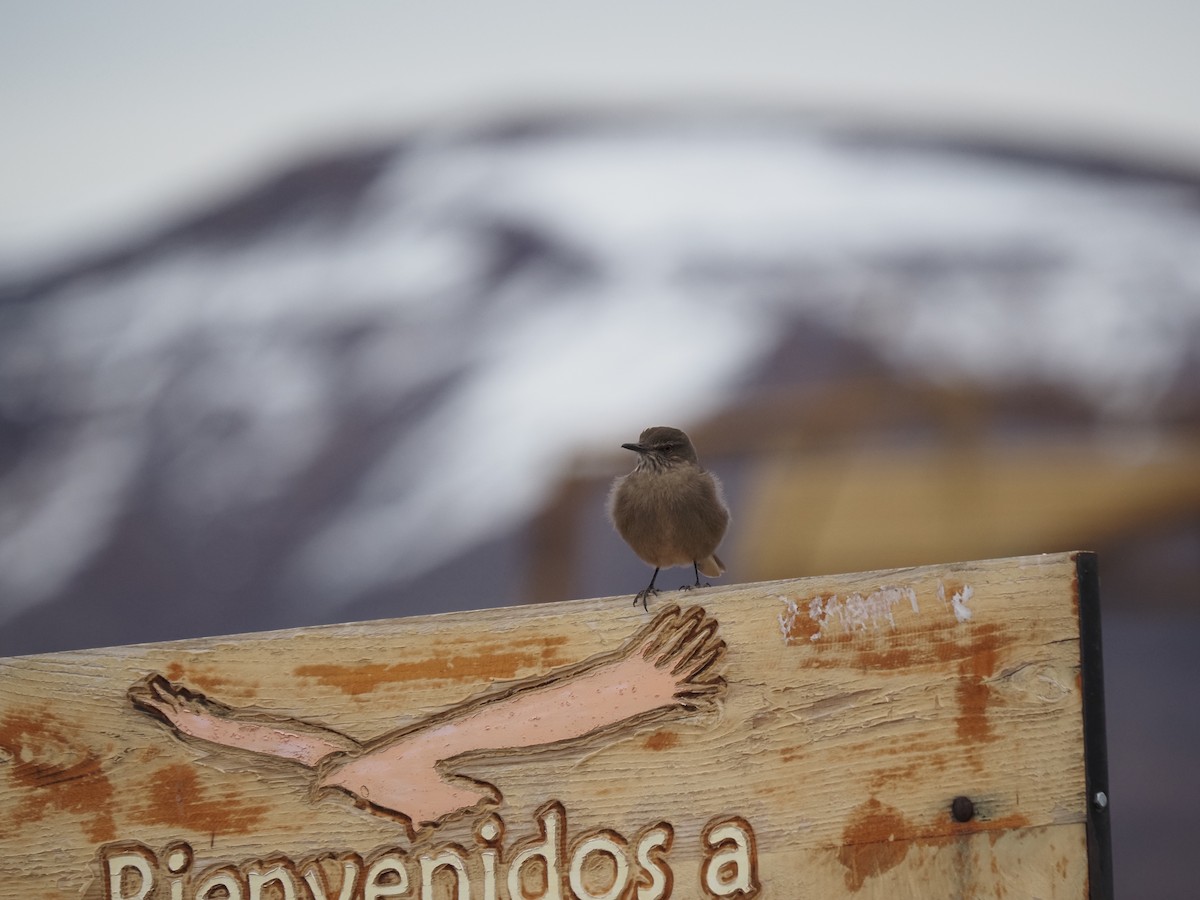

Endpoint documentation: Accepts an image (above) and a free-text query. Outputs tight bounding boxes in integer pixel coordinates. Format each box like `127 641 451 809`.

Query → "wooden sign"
0 551 1111 899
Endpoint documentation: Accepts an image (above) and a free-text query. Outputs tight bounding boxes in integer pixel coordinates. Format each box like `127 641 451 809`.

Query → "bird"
608 426 730 608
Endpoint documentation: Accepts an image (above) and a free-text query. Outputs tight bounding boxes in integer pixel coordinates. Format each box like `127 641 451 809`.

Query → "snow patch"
3 120 1199 624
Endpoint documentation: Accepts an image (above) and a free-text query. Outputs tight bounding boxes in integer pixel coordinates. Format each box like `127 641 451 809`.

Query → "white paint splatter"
786 586 919 643
778 596 802 644
952 586 975 622
939 582 976 622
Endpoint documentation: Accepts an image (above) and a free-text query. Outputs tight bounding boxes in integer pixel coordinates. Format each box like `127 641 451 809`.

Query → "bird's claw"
633 587 660 610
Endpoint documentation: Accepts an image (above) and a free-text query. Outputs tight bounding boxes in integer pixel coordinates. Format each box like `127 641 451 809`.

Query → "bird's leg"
634 568 661 609
679 561 711 592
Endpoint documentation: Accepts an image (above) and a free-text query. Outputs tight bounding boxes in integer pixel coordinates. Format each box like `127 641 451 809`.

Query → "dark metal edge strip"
1076 551 1114 899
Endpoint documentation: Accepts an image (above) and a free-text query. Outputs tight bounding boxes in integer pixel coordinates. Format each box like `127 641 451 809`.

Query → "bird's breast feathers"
608 466 729 567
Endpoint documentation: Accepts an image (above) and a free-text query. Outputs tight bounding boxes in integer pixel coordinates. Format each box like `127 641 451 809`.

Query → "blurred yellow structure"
740 436 1200 580
528 381 1200 614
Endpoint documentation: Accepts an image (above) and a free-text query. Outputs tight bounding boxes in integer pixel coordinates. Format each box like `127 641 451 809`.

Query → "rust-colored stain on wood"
950 623 1003 679
953 624 1005 766
791 596 1012 768
838 798 910 890
781 606 824 642
867 758 939 791
955 677 994 749
642 729 679 751
293 635 570 695
163 662 255 698
782 579 1037 693
783 619 856 648
130 763 269 835
798 616 1013 674
837 796 1032 891
0 709 116 842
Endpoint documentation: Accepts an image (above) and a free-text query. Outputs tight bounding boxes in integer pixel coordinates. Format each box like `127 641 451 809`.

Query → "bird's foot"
677 582 712 592
633 587 660 610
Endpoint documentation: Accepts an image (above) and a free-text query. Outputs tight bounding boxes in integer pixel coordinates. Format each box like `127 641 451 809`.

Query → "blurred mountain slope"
1 111 1198 656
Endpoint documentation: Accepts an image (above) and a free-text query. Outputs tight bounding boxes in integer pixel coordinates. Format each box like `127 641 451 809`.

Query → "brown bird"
609 426 730 608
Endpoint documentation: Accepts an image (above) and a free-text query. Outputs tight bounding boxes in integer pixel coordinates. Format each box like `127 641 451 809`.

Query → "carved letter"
507 801 565 900
165 844 194 900
701 817 759 899
476 814 505 900
247 862 300 900
104 844 157 900
302 854 363 900
568 832 630 900
634 824 673 900
193 867 244 900
420 846 471 900
364 851 410 900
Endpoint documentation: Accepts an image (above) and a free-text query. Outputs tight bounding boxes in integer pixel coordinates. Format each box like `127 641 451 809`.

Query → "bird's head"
621 426 700 468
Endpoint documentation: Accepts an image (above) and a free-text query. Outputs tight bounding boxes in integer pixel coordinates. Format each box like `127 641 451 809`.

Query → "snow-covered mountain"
2 112 1199 655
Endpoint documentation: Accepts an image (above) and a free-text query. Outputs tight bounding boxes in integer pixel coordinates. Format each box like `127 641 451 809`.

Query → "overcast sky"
3 0 1199 272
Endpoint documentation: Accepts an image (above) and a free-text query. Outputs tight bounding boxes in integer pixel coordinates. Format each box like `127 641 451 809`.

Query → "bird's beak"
621 442 645 453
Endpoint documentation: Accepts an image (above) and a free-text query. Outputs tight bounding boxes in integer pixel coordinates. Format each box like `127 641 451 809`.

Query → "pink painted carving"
129 604 725 834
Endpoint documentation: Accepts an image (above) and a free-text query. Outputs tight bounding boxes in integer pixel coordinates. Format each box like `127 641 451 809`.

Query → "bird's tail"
697 553 725 578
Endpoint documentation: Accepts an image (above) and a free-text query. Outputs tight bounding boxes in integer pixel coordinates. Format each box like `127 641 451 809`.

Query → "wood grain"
0 552 1094 899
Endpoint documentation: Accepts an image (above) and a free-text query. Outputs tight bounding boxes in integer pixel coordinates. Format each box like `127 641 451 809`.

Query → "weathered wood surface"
0 552 1096 899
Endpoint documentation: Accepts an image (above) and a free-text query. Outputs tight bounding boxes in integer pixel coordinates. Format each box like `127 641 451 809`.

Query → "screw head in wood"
951 796 975 822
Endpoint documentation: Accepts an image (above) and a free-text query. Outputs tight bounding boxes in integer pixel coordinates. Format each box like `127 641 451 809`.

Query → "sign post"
0 551 1111 898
